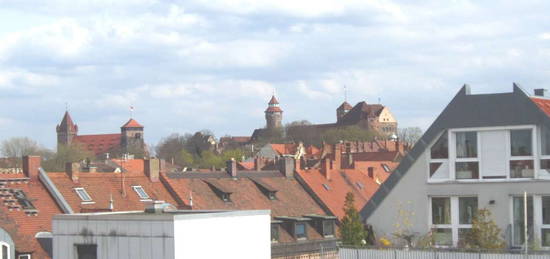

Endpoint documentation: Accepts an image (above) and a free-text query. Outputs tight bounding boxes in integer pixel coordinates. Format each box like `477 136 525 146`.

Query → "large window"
511 129 532 156
431 196 477 247
429 132 450 180
542 197 550 247
456 132 477 158
512 196 533 246
0 243 8 259
431 133 448 159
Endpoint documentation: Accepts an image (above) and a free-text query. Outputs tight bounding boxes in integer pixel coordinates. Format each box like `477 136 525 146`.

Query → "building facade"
363 85 550 248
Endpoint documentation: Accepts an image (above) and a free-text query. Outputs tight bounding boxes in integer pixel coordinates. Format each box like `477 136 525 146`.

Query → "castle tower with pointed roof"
56 111 78 148
265 95 283 129
336 101 352 122
121 118 145 154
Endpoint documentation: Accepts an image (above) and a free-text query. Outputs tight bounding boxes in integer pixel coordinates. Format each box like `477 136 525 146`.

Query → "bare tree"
0 137 49 158
398 127 423 146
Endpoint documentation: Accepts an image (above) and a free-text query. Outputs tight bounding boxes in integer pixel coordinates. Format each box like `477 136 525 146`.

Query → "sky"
1 0 549 149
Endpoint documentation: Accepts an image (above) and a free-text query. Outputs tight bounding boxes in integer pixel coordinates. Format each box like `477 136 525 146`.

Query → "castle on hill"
56 111 146 157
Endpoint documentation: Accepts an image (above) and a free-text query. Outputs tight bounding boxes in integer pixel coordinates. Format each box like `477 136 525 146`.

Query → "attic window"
13 190 35 210
74 188 92 202
250 178 278 200
204 180 232 202
132 186 150 200
322 183 331 190
382 164 390 172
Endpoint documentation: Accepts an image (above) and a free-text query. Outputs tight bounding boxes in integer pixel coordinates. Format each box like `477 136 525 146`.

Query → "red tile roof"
0 171 62 258
161 173 330 242
47 160 180 213
531 97 550 117
73 133 121 155
296 161 396 219
268 95 280 105
265 106 283 113
121 118 143 128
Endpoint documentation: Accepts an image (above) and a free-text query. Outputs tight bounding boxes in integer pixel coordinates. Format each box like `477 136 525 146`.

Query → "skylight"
322 183 331 191
355 182 364 190
132 186 150 200
74 188 92 202
382 164 391 172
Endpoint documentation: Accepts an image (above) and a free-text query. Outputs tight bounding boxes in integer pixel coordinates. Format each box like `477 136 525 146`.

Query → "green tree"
340 192 367 246
42 143 93 171
178 149 195 167
463 208 505 249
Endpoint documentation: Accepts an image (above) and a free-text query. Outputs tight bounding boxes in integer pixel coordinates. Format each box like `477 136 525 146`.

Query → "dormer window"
132 186 150 200
304 214 337 238
74 188 92 202
271 223 280 243
204 180 232 202
322 220 335 237
250 178 277 200
295 222 307 239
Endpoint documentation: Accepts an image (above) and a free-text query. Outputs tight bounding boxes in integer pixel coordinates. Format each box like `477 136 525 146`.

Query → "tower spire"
344 85 347 102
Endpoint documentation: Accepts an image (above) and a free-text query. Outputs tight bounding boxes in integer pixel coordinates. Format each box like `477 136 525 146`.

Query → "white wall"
174 213 270 259
53 216 175 259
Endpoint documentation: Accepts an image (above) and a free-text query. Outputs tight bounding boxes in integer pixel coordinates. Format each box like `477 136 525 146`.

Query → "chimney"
159 159 166 173
226 158 237 177
279 156 295 178
347 153 354 169
22 155 41 181
321 158 331 180
254 157 264 171
145 158 160 182
535 89 547 97
65 162 80 183
332 143 342 170
368 167 374 178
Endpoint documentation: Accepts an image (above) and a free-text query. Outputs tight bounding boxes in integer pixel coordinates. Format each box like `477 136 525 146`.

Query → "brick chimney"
22 155 41 181
332 143 342 170
226 158 237 177
65 162 80 183
279 156 295 178
368 167 374 178
145 158 160 182
254 157 264 171
321 158 331 180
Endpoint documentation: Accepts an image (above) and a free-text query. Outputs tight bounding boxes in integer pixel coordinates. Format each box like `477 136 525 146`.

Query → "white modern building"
362 85 550 248
52 203 270 259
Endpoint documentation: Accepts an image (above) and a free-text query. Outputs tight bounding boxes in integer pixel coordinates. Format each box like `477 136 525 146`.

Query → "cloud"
1 0 550 148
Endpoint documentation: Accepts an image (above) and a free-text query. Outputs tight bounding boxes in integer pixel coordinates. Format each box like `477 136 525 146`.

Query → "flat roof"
53 209 271 221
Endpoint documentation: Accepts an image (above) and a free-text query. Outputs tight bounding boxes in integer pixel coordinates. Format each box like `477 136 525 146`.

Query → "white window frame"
536 195 550 249
132 186 150 200
429 196 477 247
429 125 541 183
427 131 450 183
0 242 10 259
74 187 93 203
18 254 31 259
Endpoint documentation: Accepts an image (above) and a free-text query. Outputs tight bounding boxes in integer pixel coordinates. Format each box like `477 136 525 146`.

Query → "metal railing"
272 239 338 259
338 247 550 259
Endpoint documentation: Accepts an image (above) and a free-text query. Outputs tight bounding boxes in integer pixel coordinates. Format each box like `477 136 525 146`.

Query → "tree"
321 126 377 144
462 208 505 249
397 127 423 146
42 143 93 171
0 137 48 158
155 133 191 162
340 192 367 246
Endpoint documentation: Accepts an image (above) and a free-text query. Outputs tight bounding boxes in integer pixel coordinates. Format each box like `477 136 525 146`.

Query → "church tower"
265 95 283 129
120 118 144 155
56 111 78 147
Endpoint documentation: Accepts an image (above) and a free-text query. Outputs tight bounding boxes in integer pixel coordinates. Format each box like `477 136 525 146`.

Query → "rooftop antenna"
109 193 114 210
65 102 69 112
189 191 193 208
378 97 381 104
130 105 134 118
344 85 347 102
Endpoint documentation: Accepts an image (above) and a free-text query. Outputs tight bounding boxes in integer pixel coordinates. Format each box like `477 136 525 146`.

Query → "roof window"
132 186 150 200
322 183 331 190
382 164 390 172
74 187 92 202
250 178 278 200
355 182 364 190
204 180 232 202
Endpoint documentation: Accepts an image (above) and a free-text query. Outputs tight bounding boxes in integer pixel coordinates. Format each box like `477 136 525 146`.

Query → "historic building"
250 96 398 142
56 111 145 157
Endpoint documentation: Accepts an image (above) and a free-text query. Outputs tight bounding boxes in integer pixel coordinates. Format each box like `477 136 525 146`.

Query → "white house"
52 203 270 259
362 85 550 248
